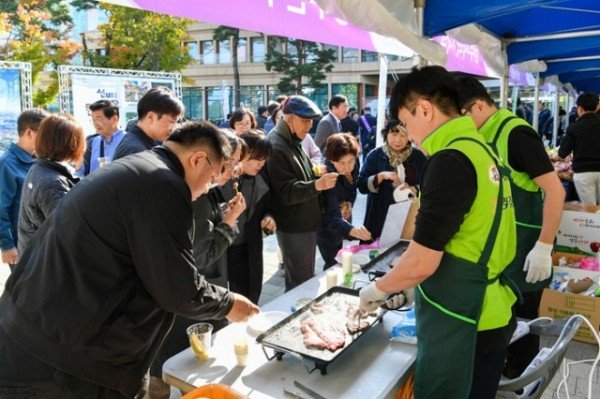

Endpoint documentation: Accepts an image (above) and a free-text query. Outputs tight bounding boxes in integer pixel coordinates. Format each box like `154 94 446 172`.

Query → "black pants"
0 327 136 399
468 344 510 399
317 238 341 270
227 243 262 304
505 289 543 378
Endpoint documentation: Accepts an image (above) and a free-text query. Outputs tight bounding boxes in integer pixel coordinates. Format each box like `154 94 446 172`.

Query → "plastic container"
182 383 245 399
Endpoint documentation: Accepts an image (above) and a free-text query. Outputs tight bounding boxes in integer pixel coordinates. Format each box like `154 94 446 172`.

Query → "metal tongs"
283 380 327 399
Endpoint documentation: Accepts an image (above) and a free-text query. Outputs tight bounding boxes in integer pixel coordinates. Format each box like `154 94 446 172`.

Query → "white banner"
71 74 176 136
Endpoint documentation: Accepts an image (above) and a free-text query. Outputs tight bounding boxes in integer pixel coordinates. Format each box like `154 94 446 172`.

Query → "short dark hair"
35 114 85 162
17 108 50 136
275 94 288 105
167 121 231 162
389 66 460 119
221 128 248 160
137 87 184 121
267 101 280 116
326 133 359 162
89 99 119 119
381 119 407 142
257 105 268 115
329 94 347 110
229 108 257 130
576 92 599 112
240 129 272 161
454 76 495 110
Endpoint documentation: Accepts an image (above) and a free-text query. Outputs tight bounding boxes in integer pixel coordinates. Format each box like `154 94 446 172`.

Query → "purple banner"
434 36 493 77
130 0 412 56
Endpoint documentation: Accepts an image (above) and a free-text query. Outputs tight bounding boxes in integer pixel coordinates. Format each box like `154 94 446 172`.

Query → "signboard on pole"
0 62 32 154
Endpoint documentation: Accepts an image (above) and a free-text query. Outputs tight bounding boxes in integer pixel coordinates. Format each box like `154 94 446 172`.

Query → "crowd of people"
0 70 598 398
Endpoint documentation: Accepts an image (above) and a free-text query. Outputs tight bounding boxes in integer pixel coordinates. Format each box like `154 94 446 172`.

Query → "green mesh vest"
421 116 517 330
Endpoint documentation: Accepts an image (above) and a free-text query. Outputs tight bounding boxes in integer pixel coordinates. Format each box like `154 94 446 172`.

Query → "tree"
265 37 336 95
0 0 80 106
213 26 240 108
86 4 193 72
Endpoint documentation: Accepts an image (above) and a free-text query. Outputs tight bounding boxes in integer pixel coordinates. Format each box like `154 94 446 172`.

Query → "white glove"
359 282 389 312
384 287 415 310
523 241 553 283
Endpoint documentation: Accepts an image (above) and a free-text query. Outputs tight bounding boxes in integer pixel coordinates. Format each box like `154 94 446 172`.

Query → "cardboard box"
539 266 600 344
555 202 600 256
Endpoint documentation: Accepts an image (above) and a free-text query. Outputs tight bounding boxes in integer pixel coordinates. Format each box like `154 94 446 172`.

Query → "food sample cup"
326 270 338 289
234 338 249 367
187 323 213 361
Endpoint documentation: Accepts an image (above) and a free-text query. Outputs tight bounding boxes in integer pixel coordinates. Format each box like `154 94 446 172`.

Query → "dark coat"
266 119 322 233
17 159 79 254
318 159 359 246
0 143 34 251
222 172 271 303
558 112 600 173
112 125 158 161
0 147 233 397
357 146 426 240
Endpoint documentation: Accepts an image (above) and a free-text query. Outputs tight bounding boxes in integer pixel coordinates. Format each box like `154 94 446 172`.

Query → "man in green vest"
359 66 517 399
455 77 565 378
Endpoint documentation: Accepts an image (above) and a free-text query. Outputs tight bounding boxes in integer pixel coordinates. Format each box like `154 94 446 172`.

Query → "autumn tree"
213 26 240 108
86 4 193 72
265 37 336 95
0 0 81 106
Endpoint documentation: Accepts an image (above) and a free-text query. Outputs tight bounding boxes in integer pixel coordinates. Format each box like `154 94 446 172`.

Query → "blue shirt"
0 143 35 250
88 130 125 174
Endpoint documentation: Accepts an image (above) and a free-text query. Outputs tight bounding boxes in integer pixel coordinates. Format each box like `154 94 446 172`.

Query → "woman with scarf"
357 119 426 241
318 133 372 269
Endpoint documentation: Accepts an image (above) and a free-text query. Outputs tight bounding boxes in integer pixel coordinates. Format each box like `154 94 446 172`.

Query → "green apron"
488 116 551 293
414 138 509 399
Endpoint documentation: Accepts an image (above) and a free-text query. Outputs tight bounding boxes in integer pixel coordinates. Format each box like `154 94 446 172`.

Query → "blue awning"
423 0 600 92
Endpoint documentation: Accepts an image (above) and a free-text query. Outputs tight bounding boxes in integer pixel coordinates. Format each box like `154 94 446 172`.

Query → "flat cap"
282 95 322 119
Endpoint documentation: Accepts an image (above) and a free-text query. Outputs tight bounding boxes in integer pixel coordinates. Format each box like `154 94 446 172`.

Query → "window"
267 86 283 102
201 40 216 64
332 84 358 109
237 38 248 63
182 87 203 120
384 53 400 61
323 44 339 62
219 40 231 64
185 41 201 61
251 37 265 62
207 86 233 123
287 42 298 57
239 86 266 112
302 85 327 112
361 51 378 62
342 47 359 63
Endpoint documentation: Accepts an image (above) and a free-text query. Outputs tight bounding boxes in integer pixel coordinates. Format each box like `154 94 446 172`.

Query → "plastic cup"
234 338 249 367
326 270 338 289
187 323 213 361
97 156 111 168
312 157 328 177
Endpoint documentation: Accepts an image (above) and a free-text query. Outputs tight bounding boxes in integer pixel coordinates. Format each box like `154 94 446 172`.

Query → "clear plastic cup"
187 323 213 361
233 338 248 367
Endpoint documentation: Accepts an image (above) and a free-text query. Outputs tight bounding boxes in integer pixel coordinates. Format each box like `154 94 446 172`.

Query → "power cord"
554 315 600 399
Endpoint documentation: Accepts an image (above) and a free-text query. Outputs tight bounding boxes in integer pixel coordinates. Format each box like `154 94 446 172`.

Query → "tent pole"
500 41 509 109
552 89 559 147
413 0 427 68
510 29 600 43
511 86 519 114
375 57 388 149
532 72 540 133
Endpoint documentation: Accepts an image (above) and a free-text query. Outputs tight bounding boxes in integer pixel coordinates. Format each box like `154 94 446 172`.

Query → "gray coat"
314 113 341 153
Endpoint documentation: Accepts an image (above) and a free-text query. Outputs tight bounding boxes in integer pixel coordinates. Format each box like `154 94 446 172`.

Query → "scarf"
382 142 413 169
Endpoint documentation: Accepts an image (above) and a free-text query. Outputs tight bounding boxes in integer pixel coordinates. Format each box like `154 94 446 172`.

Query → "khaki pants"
573 171 600 205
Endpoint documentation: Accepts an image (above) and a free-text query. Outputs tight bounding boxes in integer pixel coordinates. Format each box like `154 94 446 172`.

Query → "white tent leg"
375 57 388 148
551 90 559 147
532 72 540 133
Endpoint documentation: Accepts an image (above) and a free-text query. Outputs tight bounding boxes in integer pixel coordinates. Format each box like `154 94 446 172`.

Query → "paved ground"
0 192 597 398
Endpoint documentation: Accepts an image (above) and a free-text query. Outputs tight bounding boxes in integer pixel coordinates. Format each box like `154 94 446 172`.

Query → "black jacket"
266 119 322 233
558 112 600 173
113 124 158 161
17 159 79 254
0 147 234 397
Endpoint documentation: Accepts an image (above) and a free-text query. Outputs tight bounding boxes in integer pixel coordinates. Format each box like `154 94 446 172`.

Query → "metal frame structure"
0 61 33 110
57 65 182 114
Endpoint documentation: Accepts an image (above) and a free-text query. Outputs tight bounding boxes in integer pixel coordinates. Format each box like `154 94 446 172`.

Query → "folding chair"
497 317 583 399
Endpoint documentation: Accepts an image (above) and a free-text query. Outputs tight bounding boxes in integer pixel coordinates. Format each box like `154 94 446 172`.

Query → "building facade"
181 22 414 123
